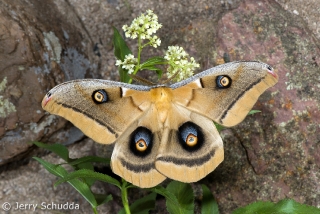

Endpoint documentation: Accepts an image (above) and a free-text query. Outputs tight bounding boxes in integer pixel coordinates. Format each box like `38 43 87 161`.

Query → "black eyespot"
129 127 153 157
178 122 204 152
92 89 108 104
216 75 232 88
46 92 52 97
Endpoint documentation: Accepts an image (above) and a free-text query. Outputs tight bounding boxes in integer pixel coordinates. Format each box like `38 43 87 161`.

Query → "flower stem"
133 35 143 75
137 35 142 68
121 180 131 214
128 35 143 84
92 207 98 214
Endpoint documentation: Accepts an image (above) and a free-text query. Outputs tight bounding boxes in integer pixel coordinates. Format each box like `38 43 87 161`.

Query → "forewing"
171 61 278 127
42 79 151 145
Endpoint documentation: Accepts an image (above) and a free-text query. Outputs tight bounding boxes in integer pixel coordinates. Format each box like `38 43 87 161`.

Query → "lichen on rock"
0 77 16 118
43 31 62 63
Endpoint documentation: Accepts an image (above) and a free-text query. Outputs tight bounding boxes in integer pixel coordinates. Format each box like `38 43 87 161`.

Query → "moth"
42 61 278 188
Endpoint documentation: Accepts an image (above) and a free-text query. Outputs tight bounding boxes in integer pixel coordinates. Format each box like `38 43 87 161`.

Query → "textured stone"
207 0 320 212
0 0 97 165
0 0 319 213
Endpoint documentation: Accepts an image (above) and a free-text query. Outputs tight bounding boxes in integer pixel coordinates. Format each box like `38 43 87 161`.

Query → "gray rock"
0 0 319 213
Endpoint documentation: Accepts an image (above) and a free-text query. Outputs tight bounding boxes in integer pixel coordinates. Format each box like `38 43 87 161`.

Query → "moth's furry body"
42 61 278 187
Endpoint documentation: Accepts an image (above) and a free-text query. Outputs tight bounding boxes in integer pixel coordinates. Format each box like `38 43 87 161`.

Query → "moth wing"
42 79 152 145
155 104 224 182
171 61 278 127
111 106 166 188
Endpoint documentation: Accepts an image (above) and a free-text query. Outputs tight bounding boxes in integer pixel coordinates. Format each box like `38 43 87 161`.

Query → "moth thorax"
151 87 173 123
150 87 173 103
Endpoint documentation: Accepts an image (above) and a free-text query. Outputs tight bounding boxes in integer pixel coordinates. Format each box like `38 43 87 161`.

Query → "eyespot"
46 92 52 97
186 134 198 147
267 65 273 71
178 122 204 152
136 140 148 152
130 127 153 157
92 89 108 104
216 75 232 88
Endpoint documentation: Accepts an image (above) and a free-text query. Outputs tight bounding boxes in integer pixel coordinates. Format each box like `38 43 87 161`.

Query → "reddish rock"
207 0 320 212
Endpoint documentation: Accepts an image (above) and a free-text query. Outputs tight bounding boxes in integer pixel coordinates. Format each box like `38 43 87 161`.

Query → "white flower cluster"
164 46 200 81
122 10 162 48
115 54 137 74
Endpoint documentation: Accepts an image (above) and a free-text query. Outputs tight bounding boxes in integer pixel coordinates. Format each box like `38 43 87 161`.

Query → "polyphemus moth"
42 61 278 188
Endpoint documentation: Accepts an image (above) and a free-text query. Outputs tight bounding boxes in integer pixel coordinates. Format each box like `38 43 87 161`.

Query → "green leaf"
140 65 163 79
118 192 157 214
113 26 132 83
165 181 194 214
151 186 180 208
33 157 68 177
33 157 98 208
201 185 219 214
274 199 320 214
140 56 166 79
113 26 132 60
31 142 69 162
232 201 278 214
248 110 261 115
213 122 225 132
67 179 98 209
118 67 131 83
55 169 121 188
74 162 96 186
68 156 110 166
155 69 163 79
76 162 94 170
94 194 113 206
232 199 320 214
140 56 167 67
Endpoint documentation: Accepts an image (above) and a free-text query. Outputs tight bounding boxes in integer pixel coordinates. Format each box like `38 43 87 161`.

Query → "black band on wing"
129 127 153 157
219 77 262 123
119 158 155 172
58 102 118 137
157 150 215 167
92 89 108 104
178 122 204 152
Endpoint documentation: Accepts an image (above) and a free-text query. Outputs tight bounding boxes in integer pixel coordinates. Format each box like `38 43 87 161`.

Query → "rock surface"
0 0 97 166
0 0 319 213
